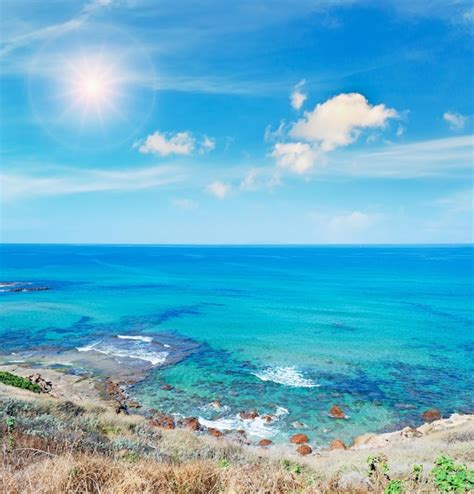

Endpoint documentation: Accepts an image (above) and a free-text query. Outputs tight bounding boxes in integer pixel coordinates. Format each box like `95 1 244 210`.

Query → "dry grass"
1 388 473 493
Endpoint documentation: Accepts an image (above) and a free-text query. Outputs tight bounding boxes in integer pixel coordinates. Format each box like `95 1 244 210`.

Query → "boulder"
329 405 347 419
297 444 312 456
161 384 174 391
28 374 52 393
127 401 141 408
262 415 273 423
258 439 273 447
208 427 223 438
150 414 175 430
239 410 259 420
183 417 201 431
422 408 441 423
210 400 222 409
290 433 309 444
330 439 347 450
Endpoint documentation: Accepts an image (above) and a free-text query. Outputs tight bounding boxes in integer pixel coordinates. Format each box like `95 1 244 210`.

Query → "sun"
64 54 122 120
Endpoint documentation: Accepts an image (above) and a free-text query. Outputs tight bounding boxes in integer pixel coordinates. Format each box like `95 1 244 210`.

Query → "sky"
0 0 473 244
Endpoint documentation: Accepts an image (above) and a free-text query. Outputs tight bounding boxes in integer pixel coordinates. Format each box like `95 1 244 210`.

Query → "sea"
1 244 473 444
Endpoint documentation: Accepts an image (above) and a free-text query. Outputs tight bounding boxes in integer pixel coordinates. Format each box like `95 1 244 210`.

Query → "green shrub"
0 372 41 393
385 479 404 494
431 456 474 492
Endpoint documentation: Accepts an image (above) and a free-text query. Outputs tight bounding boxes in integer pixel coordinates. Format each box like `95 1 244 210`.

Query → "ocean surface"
1 244 473 444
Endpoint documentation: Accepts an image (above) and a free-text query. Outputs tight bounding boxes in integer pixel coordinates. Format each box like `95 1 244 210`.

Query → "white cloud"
271 142 320 174
172 198 199 210
200 136 216 153
290 93 398 151
443 111 467 130
206 181 231 199
137 131 216 157
1 165 182 202
138 131 195 156
290 79 307 110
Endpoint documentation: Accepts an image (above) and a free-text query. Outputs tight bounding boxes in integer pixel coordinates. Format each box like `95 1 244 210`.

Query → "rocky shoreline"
1 357 472 459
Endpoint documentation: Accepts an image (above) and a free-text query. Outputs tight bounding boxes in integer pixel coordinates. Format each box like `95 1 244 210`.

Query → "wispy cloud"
443 111 468 130
206 181 231 199
1 165 182 202
329 135 474 178
290 79 307 110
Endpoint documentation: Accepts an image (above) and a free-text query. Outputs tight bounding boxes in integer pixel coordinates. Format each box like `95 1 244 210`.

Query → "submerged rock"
239 410 259 420
210 400 222 409
329 405 347 419
422 408 441 423
290 433 309 444
297 444 312 456
161 384 174 391
262 414 273 423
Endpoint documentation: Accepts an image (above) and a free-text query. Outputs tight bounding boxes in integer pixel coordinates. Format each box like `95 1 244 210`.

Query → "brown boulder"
239 410 259 420
297 444 312 456
210 400 222 409
183 417 201 431
422 408 441 423
28 374 52 393
127 401 141 408
330 439 347 450
329 405 347 419
262 415 273 423
150 414 175 430
258 439 273 447
208 427 223 438
290 433 309 444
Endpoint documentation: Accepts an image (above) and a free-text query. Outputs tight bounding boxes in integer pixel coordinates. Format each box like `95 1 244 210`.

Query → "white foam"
76 341 167 366
117 335 153 343
198 406 289 439
253 366 319 388
163 344 171 348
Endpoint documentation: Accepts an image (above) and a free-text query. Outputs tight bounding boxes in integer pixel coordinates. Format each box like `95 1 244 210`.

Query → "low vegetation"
0 371 41 393
0 376 473 493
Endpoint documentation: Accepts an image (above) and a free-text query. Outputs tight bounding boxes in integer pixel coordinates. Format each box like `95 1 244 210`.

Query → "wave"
117 335 153 343
198 406 288 439
253 366 319 388
77 338 167 366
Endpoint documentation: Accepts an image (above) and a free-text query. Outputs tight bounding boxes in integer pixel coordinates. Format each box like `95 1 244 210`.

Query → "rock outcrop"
290 433 309 444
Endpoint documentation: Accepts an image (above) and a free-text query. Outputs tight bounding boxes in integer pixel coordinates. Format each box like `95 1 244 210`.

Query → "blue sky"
1 0 473 243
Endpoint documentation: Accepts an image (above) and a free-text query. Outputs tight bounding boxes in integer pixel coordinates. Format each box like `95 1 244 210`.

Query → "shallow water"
1 244 473 443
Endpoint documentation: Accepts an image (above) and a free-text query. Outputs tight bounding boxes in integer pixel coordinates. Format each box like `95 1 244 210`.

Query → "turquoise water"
1 244 473 444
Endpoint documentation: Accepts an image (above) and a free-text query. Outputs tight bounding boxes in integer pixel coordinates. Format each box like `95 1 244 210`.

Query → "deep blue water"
1 244 473 443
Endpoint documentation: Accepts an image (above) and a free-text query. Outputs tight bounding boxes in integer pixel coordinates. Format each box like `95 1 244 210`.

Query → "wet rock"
262 414 273 423
150 414 175 430
329 405 347 419
297 444 312 456
290 433 309 444
291 421 306 429
258 439 273 447
183 417 201 431
239 410 259 420
161 384 174 391
28 374 52 393
422 408 441 423
236 429 246 436
208 427 223 438
210 400 222 409
330 439 347 450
